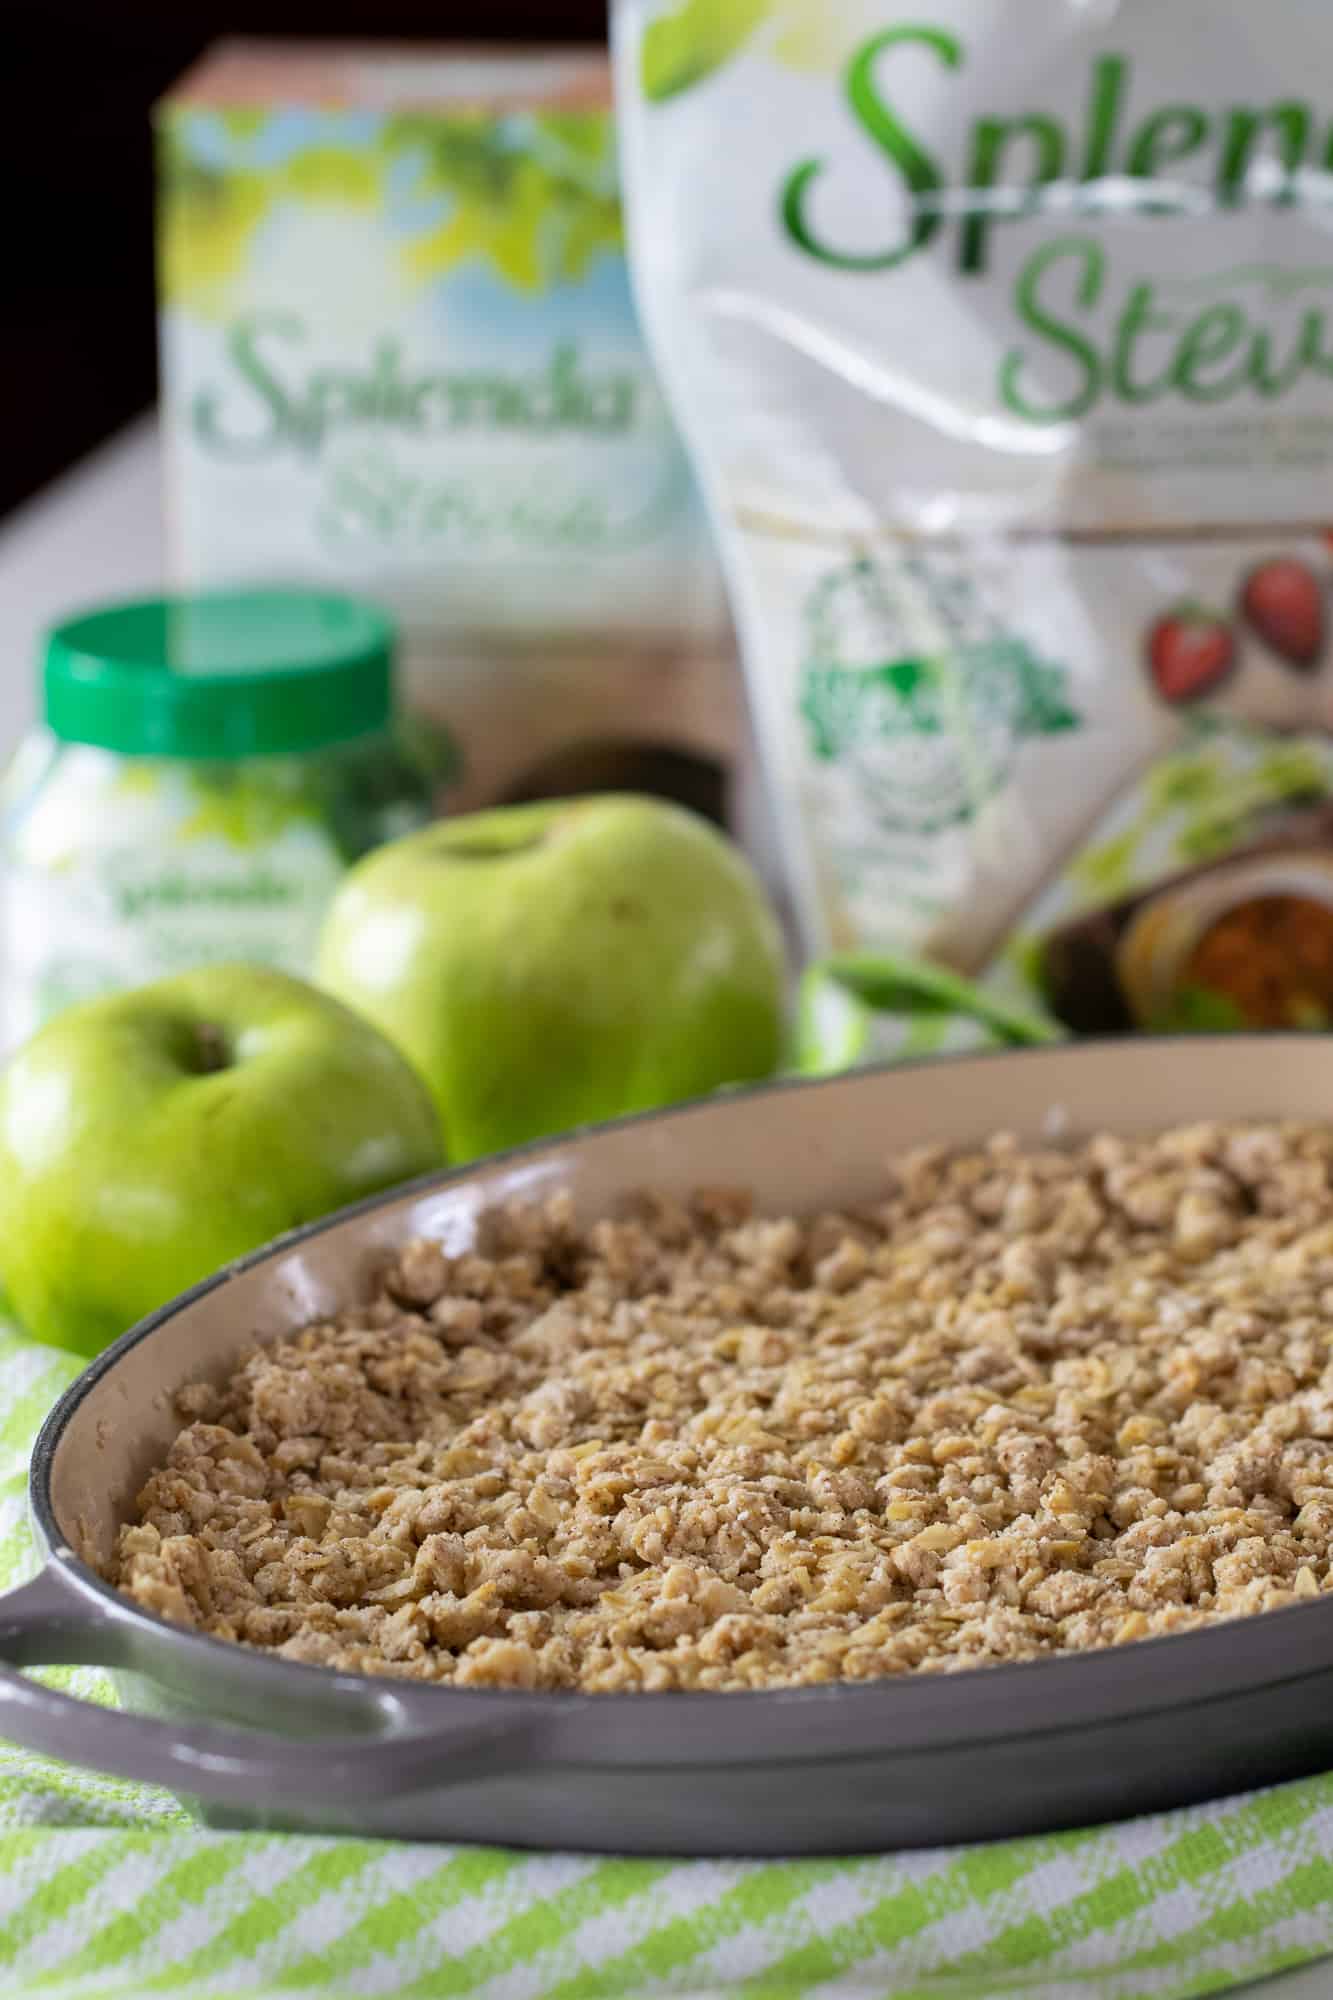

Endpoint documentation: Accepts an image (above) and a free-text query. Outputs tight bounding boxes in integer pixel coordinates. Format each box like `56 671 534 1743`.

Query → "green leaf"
395 713 462 789
1147 985 1248 1033
1005 930 1052 1005
794 951 1064 1075
640 0 774 102
793 966 872 1076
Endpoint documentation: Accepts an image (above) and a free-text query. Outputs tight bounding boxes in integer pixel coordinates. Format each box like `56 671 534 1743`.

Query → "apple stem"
191 1022 231 1075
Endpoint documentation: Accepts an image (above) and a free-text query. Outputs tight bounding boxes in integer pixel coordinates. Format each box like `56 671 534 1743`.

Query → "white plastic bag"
617 0 1333 1049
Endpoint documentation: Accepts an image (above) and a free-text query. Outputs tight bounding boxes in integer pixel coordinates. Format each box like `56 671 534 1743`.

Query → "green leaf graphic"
641 0 774 101
1071 826 1141 900
159 108 624 311
177 770 321 849
156 120 272 316
390 115 622 293
1014 651 1079 734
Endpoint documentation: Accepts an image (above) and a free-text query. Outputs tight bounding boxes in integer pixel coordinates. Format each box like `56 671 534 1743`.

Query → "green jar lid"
43 590 396 758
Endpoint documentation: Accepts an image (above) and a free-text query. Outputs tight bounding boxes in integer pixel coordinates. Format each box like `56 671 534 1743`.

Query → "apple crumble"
110 1121 1333 1690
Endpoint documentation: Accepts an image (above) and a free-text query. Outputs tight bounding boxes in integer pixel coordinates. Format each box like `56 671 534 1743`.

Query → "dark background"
1 2 605 523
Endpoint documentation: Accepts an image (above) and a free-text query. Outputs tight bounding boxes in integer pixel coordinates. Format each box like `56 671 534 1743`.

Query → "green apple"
316 794 786 1160
0 964 442 1357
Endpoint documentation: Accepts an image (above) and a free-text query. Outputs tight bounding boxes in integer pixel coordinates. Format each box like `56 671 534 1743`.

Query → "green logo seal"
799 556 1079 834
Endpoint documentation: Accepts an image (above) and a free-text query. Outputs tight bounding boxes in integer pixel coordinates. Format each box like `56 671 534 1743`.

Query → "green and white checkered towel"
2 1328 1332 2000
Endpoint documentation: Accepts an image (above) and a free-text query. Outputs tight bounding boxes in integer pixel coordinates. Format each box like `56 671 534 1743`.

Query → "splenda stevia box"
157 42 735 812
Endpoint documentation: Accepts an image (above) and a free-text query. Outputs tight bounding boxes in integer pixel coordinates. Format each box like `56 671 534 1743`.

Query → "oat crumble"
110 1122 1333 1690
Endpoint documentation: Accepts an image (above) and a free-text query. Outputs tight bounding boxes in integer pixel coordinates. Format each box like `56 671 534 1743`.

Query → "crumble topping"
110 1121 1333 1690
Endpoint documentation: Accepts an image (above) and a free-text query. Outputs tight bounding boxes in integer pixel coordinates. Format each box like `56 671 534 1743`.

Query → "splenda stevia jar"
1 589 449 1049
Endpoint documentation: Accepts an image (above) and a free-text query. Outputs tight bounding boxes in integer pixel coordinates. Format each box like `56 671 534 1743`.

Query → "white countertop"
0 420 1330 1999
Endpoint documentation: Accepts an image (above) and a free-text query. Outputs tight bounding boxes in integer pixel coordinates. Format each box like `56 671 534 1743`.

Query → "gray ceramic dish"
4 1037 1333 1854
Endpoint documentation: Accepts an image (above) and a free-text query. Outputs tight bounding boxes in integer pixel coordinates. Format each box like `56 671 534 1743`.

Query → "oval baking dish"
6 1036 1333 1855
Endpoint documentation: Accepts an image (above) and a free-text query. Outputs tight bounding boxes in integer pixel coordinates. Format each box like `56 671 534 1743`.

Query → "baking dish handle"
0 1569 539 1808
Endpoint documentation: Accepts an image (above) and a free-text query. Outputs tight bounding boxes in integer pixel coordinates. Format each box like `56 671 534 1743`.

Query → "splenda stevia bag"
616 0 1333 1054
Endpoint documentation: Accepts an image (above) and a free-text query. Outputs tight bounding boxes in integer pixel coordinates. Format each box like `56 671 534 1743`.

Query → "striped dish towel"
1 1329 1332 2000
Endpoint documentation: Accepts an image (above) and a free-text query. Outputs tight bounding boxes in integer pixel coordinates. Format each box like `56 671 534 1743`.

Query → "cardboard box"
156 42 740 813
